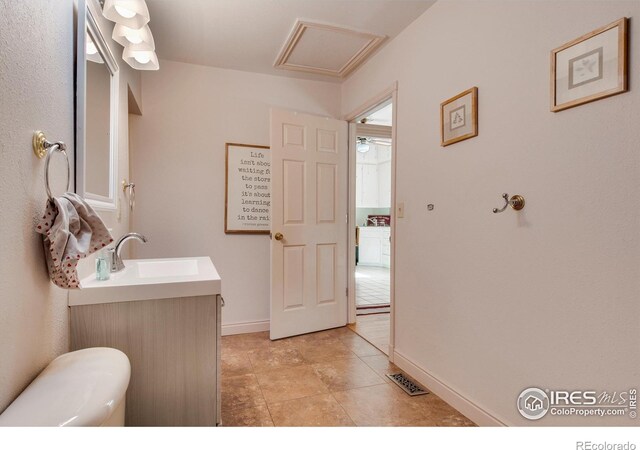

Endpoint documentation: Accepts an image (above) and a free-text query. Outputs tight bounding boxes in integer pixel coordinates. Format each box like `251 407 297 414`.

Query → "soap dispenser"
95 249 110 281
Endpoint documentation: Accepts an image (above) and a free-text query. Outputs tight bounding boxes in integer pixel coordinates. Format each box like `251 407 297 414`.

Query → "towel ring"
33 131 71 201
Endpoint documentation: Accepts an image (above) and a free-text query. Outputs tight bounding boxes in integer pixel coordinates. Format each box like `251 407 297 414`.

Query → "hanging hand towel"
35 193 113 289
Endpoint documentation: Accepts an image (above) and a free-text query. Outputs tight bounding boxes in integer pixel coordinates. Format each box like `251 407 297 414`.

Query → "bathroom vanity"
68 257 222 427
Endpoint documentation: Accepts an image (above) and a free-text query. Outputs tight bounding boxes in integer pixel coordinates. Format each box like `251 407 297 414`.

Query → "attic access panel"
274 20 386 78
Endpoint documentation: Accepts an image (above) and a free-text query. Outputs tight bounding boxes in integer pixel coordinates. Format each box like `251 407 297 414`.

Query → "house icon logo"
525 395 543 411
517 388 550 420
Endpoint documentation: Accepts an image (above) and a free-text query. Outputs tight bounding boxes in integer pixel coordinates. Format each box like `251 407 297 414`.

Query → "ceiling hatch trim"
274 20 387 79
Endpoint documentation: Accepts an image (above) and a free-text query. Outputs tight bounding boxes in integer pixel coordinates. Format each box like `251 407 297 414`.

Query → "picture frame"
224 142 271 234
550 18 628 112
440 87 478 147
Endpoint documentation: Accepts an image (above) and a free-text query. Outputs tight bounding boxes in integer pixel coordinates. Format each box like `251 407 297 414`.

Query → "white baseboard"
221 320 270 336
393 349 507 427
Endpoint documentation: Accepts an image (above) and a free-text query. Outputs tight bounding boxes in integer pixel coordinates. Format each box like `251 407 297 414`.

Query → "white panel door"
270 109 348 339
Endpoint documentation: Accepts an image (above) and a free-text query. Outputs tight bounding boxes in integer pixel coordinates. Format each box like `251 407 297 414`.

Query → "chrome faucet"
107 232 148 272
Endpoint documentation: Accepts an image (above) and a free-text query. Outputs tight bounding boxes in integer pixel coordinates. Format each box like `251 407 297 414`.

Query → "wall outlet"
397 202 405 218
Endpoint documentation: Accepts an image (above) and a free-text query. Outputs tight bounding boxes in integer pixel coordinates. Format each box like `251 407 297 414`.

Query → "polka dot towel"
35 193 113 289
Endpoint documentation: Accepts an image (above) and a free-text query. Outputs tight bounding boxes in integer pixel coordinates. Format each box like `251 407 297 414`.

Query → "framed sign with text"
224 143 271 234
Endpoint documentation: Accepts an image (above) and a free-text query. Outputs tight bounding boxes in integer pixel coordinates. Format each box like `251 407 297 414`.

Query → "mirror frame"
76 0 120 210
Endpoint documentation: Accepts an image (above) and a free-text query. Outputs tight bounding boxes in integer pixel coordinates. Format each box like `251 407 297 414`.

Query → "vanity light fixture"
102 0 150 30
122 47 159 70
356 138 370 153
112 23 155 52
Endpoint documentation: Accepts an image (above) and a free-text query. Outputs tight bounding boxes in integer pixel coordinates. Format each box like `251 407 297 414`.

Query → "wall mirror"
76 0 119 210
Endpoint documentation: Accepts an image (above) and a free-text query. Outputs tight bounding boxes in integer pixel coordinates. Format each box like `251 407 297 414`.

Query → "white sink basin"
69 257 221 306
136 259 199 278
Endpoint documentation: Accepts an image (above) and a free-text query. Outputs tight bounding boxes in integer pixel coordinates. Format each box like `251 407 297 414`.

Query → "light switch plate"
397 202 405 218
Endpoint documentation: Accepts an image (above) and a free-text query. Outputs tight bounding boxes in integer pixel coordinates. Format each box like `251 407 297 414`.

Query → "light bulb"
133 52 151 64
356 142 370 153
125 30 143 44
123 47 159 70
103 0 150 29
114 5 136 19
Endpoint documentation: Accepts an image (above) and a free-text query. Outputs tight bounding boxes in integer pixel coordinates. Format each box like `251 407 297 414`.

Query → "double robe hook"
493 193 525 213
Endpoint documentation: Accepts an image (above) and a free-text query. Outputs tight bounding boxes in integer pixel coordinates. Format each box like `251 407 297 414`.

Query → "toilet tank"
0 348 130 426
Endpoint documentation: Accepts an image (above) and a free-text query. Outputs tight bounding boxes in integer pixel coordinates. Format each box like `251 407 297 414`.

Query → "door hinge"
346 287 349 297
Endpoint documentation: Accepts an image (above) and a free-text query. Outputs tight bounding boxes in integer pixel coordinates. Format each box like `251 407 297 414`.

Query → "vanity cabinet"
70 294 221 427
358 227 391 268
69 257 222 427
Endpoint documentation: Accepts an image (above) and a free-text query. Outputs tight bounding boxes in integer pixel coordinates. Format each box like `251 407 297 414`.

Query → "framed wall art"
440 87 478 147
225 143 271 234
551 18 628 112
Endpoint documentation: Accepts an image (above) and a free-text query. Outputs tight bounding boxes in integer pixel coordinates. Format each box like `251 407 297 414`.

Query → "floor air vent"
386 373 429 396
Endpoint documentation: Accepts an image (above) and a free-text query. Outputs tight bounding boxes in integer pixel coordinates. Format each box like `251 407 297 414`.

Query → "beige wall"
342 1 640 425
130 60 341 331
0 0 75 412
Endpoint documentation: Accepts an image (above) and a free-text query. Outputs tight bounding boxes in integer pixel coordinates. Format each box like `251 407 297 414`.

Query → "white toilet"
0 347 130 426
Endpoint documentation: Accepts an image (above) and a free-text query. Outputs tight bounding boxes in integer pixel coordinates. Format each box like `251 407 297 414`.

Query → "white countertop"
69 256 221 306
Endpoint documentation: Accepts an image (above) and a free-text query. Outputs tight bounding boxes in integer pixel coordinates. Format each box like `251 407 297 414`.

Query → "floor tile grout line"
267 391 358 427
327 391 358 427
353 353 389 385
251 363 276 426
221 344 275 426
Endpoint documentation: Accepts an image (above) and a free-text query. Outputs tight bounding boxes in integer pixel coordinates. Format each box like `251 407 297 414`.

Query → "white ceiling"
145 0 436 82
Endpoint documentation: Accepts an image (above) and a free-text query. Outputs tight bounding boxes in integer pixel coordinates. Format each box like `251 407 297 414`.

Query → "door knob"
274 232 284 241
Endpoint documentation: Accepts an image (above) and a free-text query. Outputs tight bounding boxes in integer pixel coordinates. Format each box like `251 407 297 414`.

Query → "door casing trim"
344 82 398 361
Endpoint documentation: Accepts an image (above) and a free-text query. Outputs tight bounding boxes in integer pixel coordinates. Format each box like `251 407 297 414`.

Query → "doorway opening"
347 93 395 356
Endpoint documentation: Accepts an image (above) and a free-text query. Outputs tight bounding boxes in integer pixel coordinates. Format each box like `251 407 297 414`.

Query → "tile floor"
356 265 390 307
349 313 391 355
220 327 475 427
